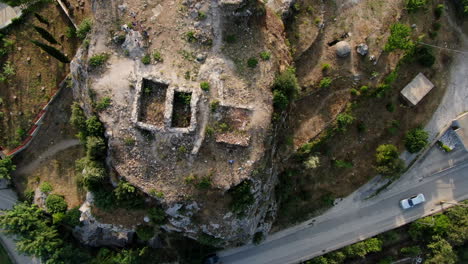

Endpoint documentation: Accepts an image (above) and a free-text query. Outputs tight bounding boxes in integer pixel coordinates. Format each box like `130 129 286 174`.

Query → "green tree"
114 180 136 201
375 144 405 178
404 128 428 153
336 113 354 132
406 0 427 12
86 116 104 137
273 90 289 110
425 236 458 264
77 19 93 39
45 194 68 214
343 237 382 258
384 23 413 52
273 67 299 101
0 156 16 179
86 136 106 160
76 157 106 188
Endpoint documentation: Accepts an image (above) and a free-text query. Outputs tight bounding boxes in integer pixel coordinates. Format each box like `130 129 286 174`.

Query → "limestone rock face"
335 41 351 58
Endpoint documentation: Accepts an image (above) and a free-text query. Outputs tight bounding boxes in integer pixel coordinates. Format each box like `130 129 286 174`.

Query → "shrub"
404 128 428 153
136 225 154 241
350 88 360 96
384 23 413 52
86 136 106 160
86 116 104 137
253 232 264 245
247 57 258 68
64 207 81 227
148 207 166 225
40 181 53 194
304 155 320 169
114 181 136 201
336 112 354 132
434 4 444 19
95 97 111 111
70 102 87 135
76 157 106 188
210 100 220 112
273 67 299 100
33 26 58 44
334 159 353 168
186 31 197 42
77 18 93 39
414 46 435 67
229 181 254 215
401 246 422 257
0 156 16 179
321 63 331 71
52 212 65 224
197 175 212 189
386 102 395 112
88 53 109 67
319 77 332 88
360 85 369 94
273 90 289 110
200 81 210 91
197 11 207 20
406 0 427 13
141 54 151 65
259 51 271 60
45 194 68 214
375 144 405 178
152 50 163 62
30 40 70 63
65 26 76 38
343 237 383 258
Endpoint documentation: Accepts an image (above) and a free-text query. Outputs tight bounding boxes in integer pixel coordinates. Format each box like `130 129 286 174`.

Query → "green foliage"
52 212 65 224
147 207 166 225
200 81 210 91
259 51 271 60
374 83 390 98
336 112 354 132
40 181 53 193
70 102 87 133
33 26 58 44
197 11 207 20
114 180 136 201
141 54 151 65
400 246 422 257
45 194 68 214
229 181 254 215
65 27 76 38
77 18 93 39
76 157 106 188
319 77 332 88
384 23 413 52
350 88 360 96
63 207 81 227
434 4 444 19
406 0 427 12
210 100 220 112
96 97 111 111
198 233 223 247
360 85 369 94
247 57 258 68
136 225 154 241
197 175 212 189
334 159 353 168
86 116 105 137
425 236 458 264
321 63 331 71
0 156 16 179
404 128 428 153
375 144 405 178
304 155 320 169
86 136 106 160
386 102 395 112
89 53 109 67
152 50 163 62
414 46 435 67
253 232 264 245
272 67 299 111
30 40 70 63
273 90 289 110
343 237 383 258
186 31 197 42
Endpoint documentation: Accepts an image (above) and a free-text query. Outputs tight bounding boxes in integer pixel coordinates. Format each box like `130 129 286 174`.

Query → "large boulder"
335 41 351 58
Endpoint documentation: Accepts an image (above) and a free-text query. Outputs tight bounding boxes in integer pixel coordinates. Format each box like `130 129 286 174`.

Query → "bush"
64 207 81 227
197 176 212 189
76 157 106 188
319 77 332 88
273 90 289 110
0 156 16 179
360 85 369 94
406 0 427 13
152 50 163 62
40 181 53 194
89 53 109 67
334 159 353 168
77 19 93 39
259 51 271 60
386 102 395 112
148 207 166 225
200 81 210 91
52 212 65 224
186 31 197 42
85 116 104 137
114 181 136 201
434 4 444 19
384 23 413 52
253 232 264 244
197 11 207 20
30 40 70 63
350 88 360 96
273 67 299 100
95 97 111 111
375 144 405 178
136 225 154 241
304 155 320 169
343 237 383 258
247 57 258 68
45 194 68 214
229 181 254 215
404 128 428 153
141 54 151 64
401 246 422 257
414 46 435 67
321 63 331 72
70 102 87 133
86 136 106 160
336 112 354 132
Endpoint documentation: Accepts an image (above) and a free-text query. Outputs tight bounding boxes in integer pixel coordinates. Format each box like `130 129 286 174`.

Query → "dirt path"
15 139 80 176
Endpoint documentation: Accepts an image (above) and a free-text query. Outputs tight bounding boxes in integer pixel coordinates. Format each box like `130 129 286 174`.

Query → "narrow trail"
14 139 80 176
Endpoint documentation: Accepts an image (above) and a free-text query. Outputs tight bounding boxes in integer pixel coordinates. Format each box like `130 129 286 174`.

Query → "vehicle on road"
400 194 426 209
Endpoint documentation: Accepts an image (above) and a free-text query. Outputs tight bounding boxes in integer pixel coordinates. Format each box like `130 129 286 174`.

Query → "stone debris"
356 43 368 56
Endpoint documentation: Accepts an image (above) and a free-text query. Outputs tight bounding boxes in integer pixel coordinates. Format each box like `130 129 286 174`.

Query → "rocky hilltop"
70 0 291 245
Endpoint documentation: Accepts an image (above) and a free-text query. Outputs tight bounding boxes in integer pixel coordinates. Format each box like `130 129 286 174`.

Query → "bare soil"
171 91 192 128
139 79 168 127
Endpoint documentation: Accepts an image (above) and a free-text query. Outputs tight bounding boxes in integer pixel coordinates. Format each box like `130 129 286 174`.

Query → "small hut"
400 73 434 106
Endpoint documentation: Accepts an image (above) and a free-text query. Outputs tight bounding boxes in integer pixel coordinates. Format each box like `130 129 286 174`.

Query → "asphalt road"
219 155 468 264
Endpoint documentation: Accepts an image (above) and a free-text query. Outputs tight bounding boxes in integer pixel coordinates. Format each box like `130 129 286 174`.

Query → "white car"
400 194 426 209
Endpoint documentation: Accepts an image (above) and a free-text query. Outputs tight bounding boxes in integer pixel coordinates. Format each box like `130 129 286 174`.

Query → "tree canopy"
0 156 16 179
